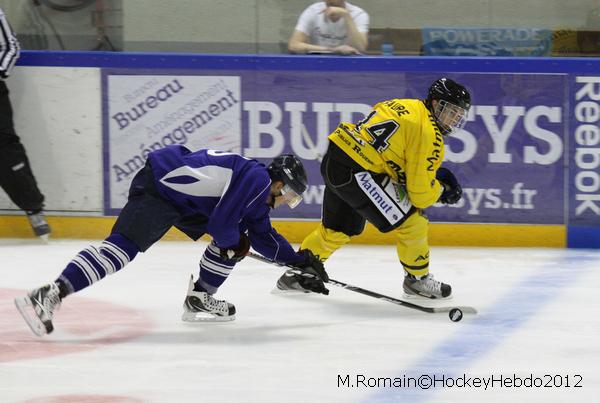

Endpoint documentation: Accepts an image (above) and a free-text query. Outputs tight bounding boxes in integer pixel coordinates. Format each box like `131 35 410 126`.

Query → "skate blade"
403 292 454 301
14 296 47 337
39 234 50 243
270 286 311 295
181 311 235 323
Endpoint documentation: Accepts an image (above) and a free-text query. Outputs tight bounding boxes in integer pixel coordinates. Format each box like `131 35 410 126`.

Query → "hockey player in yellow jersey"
276 77 471 299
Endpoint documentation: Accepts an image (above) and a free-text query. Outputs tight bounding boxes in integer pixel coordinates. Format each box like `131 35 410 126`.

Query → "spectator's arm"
340 10 368 52
322 6 368 53
288 29 332 54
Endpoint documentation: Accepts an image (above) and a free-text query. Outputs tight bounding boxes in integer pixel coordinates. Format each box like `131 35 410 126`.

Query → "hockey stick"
248 252 477 315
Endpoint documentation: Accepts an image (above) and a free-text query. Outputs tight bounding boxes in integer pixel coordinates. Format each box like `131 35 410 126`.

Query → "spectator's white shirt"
294 2 369 48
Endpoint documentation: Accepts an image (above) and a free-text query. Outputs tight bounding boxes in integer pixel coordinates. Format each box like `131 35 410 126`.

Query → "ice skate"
273 270 311 294
182 276 235 322
27 211 51 242
403 273 452 299
14 283 61 336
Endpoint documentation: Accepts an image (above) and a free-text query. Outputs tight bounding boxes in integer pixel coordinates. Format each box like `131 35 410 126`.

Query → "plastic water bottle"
381 43 394 56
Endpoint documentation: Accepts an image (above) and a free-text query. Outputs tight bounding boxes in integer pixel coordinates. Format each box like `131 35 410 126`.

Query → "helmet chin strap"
429 102 451 135
435 119 452 135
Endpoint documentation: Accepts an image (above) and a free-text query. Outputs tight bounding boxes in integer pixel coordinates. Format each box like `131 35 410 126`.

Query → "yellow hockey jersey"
328 98 444 209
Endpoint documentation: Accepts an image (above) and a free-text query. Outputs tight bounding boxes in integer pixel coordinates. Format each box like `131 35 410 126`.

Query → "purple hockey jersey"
148 145 303 264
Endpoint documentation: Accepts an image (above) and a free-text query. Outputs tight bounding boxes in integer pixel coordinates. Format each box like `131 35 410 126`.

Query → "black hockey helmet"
426 77 471 110
268 154 308 194
425 78 471 134
268 154 308 208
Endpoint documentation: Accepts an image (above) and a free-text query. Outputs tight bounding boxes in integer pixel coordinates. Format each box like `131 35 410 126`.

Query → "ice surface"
1 239 599 402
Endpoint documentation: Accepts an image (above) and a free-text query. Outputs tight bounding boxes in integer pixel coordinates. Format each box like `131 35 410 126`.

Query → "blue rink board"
17 51 600 248
16 50 600 74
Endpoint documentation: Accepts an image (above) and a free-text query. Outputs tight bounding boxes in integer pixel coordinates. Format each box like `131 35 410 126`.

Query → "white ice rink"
1 239 599 403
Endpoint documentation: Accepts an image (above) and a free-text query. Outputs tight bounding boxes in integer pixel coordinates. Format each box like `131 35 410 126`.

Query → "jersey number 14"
355 111 399 153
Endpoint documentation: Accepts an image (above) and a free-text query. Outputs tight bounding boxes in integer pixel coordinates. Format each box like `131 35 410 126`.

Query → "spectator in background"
0 7 50 240
578 7 600 55
288 0 369 55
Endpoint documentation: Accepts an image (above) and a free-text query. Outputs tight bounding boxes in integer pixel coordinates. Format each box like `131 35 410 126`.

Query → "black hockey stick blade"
247 251 477 315
327 278 477 314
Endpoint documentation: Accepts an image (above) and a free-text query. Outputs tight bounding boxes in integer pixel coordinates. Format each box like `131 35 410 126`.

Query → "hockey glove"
289 250 330 295
436 167 462 204
219 233 250 262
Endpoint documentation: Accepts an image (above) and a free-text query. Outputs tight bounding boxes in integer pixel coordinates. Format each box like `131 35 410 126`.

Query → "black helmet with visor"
267 155 308 209
425 78 471 135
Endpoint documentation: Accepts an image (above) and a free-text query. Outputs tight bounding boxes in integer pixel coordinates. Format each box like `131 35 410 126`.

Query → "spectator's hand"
332 45 361 55
321 6 349 22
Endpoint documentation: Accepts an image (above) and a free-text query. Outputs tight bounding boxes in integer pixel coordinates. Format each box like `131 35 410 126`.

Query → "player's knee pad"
394 212 430 277
321 226 352 246
301 224 352 261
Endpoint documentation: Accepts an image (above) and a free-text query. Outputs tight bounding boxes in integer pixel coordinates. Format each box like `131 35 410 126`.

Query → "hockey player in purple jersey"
15 145 328 336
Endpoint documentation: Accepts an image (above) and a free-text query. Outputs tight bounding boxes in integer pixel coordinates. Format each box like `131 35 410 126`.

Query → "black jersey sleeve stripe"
400 260 429 270
0 9 20 79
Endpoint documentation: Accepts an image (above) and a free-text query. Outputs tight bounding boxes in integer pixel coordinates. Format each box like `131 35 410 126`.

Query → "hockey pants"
301 144 430 277
0 81 44 212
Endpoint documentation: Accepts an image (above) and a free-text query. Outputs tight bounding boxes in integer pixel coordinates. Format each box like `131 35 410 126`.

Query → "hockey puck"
449 308 463 322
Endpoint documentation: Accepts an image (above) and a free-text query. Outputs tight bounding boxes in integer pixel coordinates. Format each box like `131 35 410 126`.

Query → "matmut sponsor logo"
355 172 402 224
573 77 600 218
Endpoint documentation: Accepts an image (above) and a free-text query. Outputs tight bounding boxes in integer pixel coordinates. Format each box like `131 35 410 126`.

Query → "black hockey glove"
219 233 250 262
289 250 330 295
436 167 462 204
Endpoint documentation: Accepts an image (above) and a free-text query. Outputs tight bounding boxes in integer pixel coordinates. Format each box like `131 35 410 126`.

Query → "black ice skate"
182 275 235 322
274 270 311 293
26 211 51 242
403 273 452 299
14 283 61 336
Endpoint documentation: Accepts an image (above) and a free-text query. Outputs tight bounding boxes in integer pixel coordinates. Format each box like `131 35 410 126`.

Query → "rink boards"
0 52 598 248
0 215 568 248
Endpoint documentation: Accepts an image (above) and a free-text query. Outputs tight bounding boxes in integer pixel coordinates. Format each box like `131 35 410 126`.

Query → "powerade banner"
421 28 553 56
102 68 567 225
